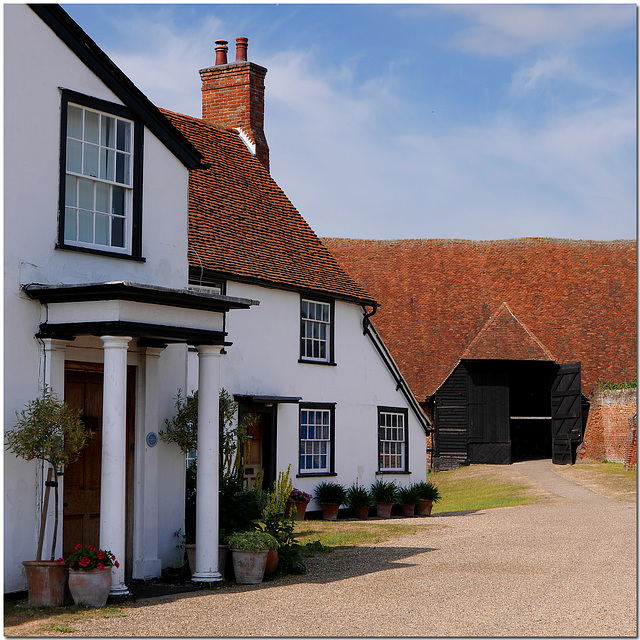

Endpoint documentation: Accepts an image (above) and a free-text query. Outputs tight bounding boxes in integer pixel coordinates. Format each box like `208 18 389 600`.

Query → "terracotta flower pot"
264 548 279 576
376 502 393 519
294 501 308 521
401 503 415 517
68 568 112 607
416 499 433 516
321 503 340 520
354 506 370 520
22 561 70 607
231 548 268 584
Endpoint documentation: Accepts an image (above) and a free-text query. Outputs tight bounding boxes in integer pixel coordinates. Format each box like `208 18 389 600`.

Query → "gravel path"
32 460 639 637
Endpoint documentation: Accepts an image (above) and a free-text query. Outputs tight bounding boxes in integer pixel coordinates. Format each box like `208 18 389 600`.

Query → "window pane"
95 182 109 213
112 187 125 216
83 144 99 178
65 175 77 207
64 208 77 241
116 120 131 152
112 217 124 247
67 105 83 139
101 116 116 148
78 178 93 210
84 110 100 144
95 214 109 245
115 152 129 184
78 210 93 243
66 139 82 174
100 149 115 182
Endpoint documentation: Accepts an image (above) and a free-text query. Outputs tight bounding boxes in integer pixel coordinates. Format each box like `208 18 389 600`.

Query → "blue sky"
62 3 637 241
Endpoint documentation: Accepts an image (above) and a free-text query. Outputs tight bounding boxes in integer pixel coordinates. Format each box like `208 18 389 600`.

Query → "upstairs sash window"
300 298 334 364
378 408 408 472
59 91 142 259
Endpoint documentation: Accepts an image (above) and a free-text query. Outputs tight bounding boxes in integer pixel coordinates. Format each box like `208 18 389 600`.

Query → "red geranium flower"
56 557 65 565
96 562 104 570
97 551 105 559
87 545 96 551
114 561 120 568
74 543 83 551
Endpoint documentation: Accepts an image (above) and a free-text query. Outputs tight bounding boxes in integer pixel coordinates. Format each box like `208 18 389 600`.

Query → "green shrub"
413 480 441 503
370 479 398 504
228 530 278 552
397 484 420 506
314 481 347 505
346 482 372 508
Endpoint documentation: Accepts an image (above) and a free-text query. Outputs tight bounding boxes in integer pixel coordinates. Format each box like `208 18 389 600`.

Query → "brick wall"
577 388 637 466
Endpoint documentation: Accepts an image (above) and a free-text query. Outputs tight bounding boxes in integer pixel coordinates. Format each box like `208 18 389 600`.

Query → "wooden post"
36 467 53 561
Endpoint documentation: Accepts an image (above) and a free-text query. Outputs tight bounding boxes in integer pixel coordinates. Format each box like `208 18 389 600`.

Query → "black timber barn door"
433 363 469 469
551 362 582 464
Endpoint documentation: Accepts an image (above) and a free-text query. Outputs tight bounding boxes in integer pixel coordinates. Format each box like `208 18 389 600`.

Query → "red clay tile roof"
160 109 375 305
322 237 637 399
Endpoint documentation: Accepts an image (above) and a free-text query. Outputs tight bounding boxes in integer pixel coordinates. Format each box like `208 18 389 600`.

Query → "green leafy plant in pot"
370 479 398 519
228 531 279 585
5 386 90 605
346 482 372 520
397 484 421 517
413 480 441 516
314 481 347 520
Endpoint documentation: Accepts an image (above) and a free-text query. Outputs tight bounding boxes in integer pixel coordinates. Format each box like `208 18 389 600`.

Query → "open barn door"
551 362 582 464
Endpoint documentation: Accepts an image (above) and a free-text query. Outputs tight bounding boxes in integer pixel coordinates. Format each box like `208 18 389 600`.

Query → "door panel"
63 370 103 557
551 362 582 465
242 414 263 489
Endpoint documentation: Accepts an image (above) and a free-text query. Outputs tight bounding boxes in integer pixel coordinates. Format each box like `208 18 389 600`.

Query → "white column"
100 335 131 595
133 347 163 580
41 339 67 560
191 344 223 582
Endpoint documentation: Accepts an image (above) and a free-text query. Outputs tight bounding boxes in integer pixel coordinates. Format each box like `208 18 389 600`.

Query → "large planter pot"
186 544 228 578
263 548 279 576
416 499 433 516
376 502 393 519
68 568 112 607
294 501 308 520
354 506 370 520
231 548 268 585
22 561 70 607
321 503 340 521
400 503 415 517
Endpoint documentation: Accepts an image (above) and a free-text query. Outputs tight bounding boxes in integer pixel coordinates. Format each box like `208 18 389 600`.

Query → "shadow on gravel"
430 510 482 517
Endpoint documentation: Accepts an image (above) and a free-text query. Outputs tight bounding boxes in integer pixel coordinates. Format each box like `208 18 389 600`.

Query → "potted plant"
287 488 312 521
228 531 279 584
314 481 347 520
414 480 442 516
346 482 372 520
397 484 420 517
58 545 119 607
370 479 398 519
5 386 89 606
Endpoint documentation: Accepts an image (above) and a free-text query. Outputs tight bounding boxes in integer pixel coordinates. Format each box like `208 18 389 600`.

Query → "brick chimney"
200 37 269 172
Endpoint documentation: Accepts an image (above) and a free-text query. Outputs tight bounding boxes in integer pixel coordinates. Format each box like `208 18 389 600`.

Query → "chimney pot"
214 40 228 65
236 37 248 62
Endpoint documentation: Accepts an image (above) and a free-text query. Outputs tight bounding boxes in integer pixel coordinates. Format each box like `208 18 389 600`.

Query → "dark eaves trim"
30 4 204 170
362 310 432 434
189 268 377 308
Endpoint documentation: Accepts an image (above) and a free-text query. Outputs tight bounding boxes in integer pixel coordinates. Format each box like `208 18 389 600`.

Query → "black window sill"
296 472 337 478
376 470 411 475
298 359 337 366
56 243 146 262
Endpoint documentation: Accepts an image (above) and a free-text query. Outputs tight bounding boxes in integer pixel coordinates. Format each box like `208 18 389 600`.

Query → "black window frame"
57 89 145 261
298 296 336 365
377 406 410 474
297 402 337 477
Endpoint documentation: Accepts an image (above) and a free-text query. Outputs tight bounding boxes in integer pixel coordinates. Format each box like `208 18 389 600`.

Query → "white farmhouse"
4 5 430 598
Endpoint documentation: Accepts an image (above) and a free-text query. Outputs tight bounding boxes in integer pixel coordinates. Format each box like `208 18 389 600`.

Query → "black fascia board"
189 267 378 308
30 4 203 170
233 394 302 404
23 282 258 313
36 321 231 346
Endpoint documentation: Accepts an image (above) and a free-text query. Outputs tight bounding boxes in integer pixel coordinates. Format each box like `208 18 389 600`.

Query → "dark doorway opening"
509 362 553 462
238 402 276 490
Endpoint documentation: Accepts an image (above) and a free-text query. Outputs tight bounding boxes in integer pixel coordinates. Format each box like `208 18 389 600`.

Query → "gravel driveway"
32 460 638 637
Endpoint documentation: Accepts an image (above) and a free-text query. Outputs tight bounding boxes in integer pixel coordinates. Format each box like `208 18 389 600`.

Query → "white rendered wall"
3 5 190 592
219 282 428 510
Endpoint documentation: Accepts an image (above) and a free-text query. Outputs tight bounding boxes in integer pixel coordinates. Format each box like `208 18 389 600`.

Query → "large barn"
323 237 637 469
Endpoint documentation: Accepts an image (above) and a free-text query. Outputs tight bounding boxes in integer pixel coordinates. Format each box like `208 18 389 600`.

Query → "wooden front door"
242 414 264 489
63 367 103 557
551 362 583 464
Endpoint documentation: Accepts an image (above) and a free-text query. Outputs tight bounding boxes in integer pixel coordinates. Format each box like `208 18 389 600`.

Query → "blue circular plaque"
146 432 158 447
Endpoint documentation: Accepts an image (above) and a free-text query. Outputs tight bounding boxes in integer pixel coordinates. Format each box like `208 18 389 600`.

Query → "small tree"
5 386 89 561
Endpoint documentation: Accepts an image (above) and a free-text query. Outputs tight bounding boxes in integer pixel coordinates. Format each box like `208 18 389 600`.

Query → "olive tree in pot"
346 482 372 520
414 481 441 516
5 386 89 605
370 479 398 519
314 481 347 520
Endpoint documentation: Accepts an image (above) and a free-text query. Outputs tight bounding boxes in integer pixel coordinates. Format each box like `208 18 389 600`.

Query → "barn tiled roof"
161 110 375 305
322 237 637 399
